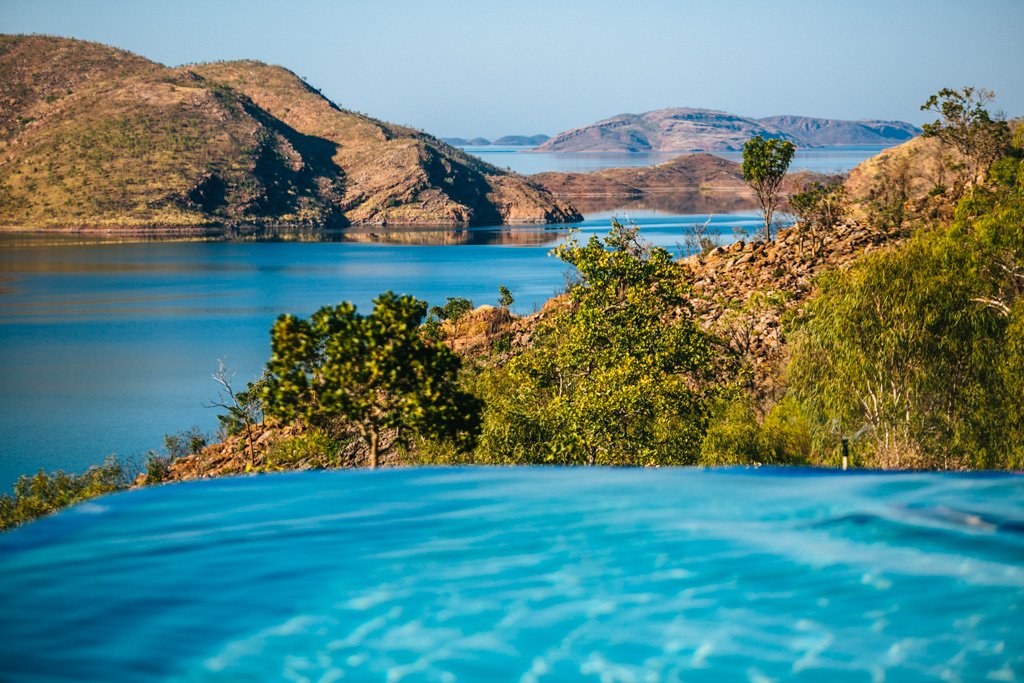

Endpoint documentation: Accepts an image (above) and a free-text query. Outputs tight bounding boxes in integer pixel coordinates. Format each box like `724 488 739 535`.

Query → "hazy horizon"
2 0 1023 138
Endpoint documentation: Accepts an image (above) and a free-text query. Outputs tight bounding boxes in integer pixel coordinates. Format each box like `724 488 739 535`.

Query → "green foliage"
163 426 208 459
789 180 848 255
786 168 1024 469
263 429 348 471
921 86 1012 184
261 292 482 467
498 285 515 309
472 221 729 466
700 397 811 466
863 155 913 231
429 296 475 337
741 136 797 241
1 456 129 532
430 296 474 322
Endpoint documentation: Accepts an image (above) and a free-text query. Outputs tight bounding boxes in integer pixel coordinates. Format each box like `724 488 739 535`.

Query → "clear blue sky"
3 0 1022 138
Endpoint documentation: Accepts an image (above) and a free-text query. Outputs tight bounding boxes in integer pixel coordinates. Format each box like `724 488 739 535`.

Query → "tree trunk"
368 429 379 470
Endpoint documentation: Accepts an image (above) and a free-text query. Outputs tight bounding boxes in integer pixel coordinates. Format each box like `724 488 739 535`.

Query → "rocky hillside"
537 108 919 152
686 221 905 402
762 116 919 146
0 35 579 231
537 108 795 153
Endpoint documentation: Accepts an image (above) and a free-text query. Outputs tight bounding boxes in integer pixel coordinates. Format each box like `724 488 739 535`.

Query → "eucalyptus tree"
742 136 796 241
921 86 1011 186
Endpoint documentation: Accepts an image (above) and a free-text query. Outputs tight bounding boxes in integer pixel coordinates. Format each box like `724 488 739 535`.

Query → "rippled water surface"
0 468 1021 682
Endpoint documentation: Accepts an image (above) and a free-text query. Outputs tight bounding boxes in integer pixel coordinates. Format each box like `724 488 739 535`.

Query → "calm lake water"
464 145 890 175
0 212 763 487
0 468 1021 681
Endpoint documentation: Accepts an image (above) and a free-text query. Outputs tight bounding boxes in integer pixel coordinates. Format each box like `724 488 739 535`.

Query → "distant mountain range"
443 135 551 147
0 36 578 231
536 108 920 153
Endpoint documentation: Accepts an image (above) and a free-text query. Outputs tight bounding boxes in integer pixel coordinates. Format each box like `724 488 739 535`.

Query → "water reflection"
566 190 759 215
329 226 571 246
0 226 573 248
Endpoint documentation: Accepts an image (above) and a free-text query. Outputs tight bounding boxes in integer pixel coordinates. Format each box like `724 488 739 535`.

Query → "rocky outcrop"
685 220 905 400
537 108 795 153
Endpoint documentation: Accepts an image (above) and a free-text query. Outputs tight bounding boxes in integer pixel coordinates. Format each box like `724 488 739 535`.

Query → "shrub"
0 456 129 532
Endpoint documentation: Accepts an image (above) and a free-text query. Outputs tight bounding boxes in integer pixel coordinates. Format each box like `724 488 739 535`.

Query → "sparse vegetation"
789 181 849 256
0 35 578 230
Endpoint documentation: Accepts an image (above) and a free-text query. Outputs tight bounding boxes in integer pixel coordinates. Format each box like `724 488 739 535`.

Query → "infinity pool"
0 468 1021 681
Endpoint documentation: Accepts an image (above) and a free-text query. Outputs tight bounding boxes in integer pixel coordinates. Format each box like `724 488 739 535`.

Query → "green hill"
0 35 580 231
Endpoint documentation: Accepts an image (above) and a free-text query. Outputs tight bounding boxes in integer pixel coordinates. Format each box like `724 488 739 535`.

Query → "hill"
762 116 919 146
537 108 919 152
492 134 549 146
442 135 550 147
536 108 794 153
0 35 579 231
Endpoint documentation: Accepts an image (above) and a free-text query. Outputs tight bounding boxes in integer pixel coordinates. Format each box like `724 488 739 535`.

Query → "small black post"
841 437 849 471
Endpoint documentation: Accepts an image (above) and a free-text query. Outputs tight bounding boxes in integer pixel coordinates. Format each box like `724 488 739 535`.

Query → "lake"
0 212 762 487
0 468 1020 681
0 147 886 487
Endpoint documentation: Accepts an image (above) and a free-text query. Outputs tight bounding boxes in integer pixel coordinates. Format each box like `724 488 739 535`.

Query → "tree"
261 292 481 468
497 285 515 309
682 213 715 261
429 296 474 336
863 155 912 231
921 86 1012 186
789 180 848 256
206 360 261 466
473 221 728 466
742 136 796 241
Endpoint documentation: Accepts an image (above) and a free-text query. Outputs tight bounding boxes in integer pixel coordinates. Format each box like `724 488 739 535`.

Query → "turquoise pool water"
0 468 1021 681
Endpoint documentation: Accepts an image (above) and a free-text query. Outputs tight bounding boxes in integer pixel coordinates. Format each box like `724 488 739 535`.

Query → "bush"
700 397 811 466
262 429 347 471
0 456 129 532
163 426 208 459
